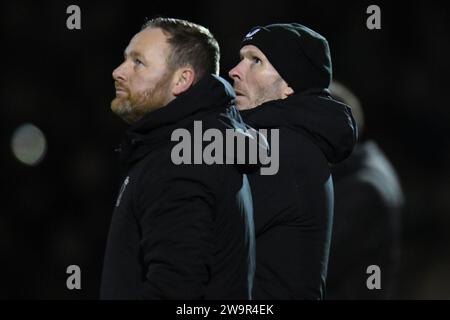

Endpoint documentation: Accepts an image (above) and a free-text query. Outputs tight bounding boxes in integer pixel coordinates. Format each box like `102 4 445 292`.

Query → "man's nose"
228 63 243 82
112 62 127 82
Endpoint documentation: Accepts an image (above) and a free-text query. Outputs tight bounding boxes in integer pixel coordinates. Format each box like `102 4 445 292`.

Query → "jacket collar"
240 90 357 163
117 74 235 165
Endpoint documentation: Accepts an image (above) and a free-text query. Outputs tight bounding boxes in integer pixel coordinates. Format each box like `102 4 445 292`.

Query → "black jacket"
100 75 253 299
240 89 357 299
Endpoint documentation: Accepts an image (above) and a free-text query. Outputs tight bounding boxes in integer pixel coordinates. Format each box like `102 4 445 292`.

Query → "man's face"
111 28 175 123
228 45 292 110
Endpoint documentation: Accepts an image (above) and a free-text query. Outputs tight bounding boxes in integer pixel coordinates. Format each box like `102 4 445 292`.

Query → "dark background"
1 0 449 299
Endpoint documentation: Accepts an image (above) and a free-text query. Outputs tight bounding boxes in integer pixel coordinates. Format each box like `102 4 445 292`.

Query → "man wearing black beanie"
228 23 357 299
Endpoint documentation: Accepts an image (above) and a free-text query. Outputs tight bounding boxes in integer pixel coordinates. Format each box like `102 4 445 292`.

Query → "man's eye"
134 58 144 66
252 57 262 64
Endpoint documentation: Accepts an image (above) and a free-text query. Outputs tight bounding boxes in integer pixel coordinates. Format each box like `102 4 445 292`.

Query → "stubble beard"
111 72 173 124
252 77 286 108
236 76 286 110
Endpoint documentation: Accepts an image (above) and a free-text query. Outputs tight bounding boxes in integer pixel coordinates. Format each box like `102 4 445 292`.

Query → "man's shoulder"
194 107 233 132
278 127 330 181
281 127 328 162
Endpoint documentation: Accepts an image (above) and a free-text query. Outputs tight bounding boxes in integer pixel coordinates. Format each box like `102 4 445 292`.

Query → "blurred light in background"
11 123 47 166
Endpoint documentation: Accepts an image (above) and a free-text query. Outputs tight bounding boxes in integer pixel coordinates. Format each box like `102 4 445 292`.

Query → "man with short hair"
101 17 253 300
228 23 357 299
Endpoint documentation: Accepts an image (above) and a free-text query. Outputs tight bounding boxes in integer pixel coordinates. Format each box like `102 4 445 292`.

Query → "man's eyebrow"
239 50 250 59
123 50 144 59
240 49 259 59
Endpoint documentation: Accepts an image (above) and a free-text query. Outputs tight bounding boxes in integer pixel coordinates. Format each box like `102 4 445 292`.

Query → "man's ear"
283 86 294 97
172 67 195 96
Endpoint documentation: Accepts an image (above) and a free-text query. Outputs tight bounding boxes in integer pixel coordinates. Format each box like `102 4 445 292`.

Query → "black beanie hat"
241 23 332 93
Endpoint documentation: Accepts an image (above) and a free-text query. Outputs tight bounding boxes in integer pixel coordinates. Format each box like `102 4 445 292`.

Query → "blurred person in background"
326 81 404 299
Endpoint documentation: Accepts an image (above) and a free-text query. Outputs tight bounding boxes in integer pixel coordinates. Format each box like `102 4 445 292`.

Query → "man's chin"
111 99 136 124
111 98 124 115
235 96 255 110
235 96 247 110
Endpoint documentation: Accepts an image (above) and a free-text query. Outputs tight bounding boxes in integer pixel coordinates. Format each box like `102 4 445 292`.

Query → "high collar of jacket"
240 88 358 164
118 74 235 165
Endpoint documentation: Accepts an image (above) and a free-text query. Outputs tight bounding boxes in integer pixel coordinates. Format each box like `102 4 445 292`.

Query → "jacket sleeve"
134 163 217 299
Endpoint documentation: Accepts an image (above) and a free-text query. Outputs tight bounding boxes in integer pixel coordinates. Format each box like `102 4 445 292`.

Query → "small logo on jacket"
244 28 261 41
115 176 129 207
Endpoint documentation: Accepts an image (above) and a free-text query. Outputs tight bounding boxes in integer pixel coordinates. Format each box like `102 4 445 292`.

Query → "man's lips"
115 85 128 96
234 89 245 97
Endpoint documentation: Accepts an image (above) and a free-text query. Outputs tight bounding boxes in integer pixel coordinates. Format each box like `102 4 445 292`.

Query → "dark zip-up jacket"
100 75 254 299
240 89 357 299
